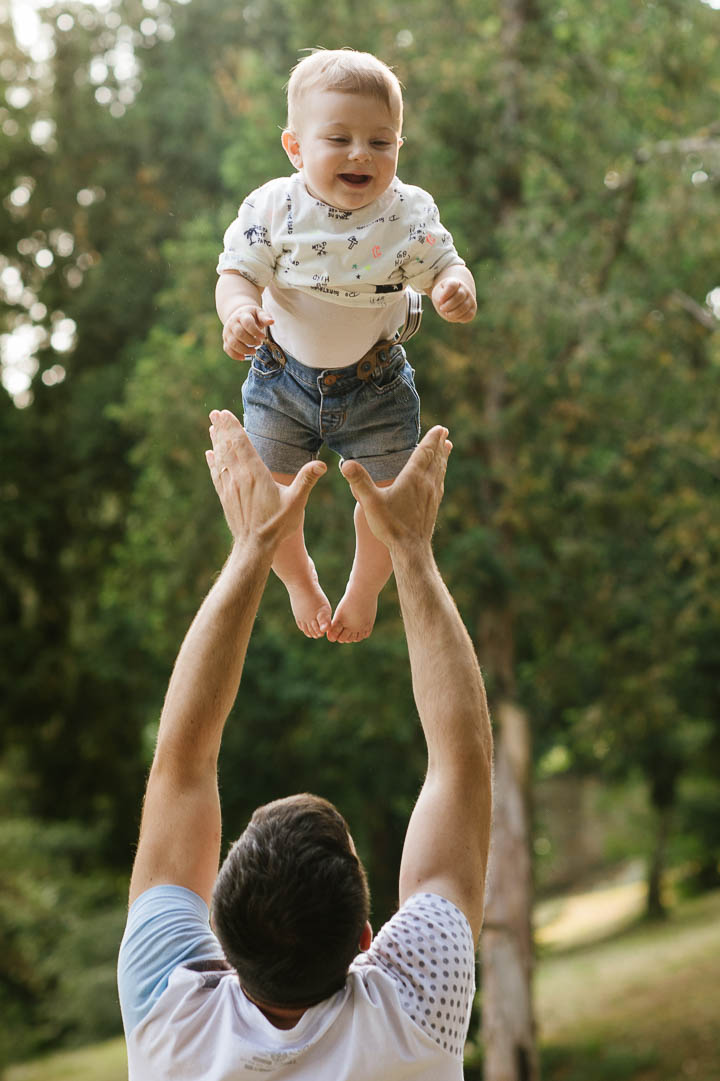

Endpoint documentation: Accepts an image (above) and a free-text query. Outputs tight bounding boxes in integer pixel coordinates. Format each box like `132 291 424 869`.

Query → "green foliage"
3 0 720 1062
540 1041 658 1081
0 768 125 1066
673 772 720 893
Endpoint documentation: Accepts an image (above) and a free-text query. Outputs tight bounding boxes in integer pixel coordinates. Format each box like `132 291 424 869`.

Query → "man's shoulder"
348 893 475 1062
352 892 474 992
118 885 225 1038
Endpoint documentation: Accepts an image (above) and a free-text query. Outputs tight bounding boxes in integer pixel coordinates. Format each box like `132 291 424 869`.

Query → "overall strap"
395 288 423 344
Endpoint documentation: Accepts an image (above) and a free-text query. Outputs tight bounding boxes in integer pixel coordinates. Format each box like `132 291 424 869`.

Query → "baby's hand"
431 277 477 324
222 304 274 360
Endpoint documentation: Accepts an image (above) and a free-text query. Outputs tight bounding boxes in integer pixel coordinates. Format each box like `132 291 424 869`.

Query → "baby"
216 48 476 643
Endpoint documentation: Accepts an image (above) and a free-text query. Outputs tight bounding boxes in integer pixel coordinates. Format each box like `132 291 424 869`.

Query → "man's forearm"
339 426 491 932
154 542 274 776
391 542 491 769
393 539 492 933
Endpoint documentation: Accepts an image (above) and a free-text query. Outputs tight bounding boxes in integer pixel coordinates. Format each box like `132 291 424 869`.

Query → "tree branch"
670 289 718 332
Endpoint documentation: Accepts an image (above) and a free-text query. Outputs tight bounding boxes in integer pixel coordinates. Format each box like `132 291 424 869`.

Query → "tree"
1 0 239 854
3 0 720 1069
388 0 720 1074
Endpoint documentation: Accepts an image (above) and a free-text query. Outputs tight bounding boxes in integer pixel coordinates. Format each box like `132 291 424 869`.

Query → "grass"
3 1038 127 1081
5 889 720 1081
536 889 720 1081
535 861 649 950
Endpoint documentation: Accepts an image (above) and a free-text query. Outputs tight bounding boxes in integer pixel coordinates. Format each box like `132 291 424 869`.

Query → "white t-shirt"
217 173 465 367
119 886 476 1081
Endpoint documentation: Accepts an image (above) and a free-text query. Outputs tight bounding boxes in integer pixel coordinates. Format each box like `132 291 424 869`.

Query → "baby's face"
283 89 402 212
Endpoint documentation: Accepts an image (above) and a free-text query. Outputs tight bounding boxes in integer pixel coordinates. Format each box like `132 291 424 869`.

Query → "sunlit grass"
536 890 720 1081
535 866 648 949
4 1037 127 1081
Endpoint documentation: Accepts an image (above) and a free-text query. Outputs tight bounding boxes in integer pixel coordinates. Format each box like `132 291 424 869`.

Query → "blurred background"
1 0 719 1078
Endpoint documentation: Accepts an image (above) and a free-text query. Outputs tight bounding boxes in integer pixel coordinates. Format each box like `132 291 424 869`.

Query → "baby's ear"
282 129 303 169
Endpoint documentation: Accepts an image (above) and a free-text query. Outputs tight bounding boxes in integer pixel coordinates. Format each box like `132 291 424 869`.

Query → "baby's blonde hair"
286 48 403 134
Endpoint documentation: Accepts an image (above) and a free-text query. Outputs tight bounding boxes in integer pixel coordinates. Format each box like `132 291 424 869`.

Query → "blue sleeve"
117 885 225 1037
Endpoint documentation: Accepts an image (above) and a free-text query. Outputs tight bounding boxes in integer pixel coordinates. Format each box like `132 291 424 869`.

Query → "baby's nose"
348 142 372 161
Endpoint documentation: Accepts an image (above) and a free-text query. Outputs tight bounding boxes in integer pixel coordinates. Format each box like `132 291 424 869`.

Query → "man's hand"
222 304 275 360
206 410 325 550
430 276 477 324
340 426 452 551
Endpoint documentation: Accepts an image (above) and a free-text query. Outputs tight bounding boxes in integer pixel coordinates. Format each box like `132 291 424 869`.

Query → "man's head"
211 793 371 1007
282 49 404 211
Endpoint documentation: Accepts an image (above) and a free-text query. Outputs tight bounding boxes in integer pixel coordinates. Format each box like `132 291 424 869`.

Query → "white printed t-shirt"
118 886 476 1081
216 173 465 368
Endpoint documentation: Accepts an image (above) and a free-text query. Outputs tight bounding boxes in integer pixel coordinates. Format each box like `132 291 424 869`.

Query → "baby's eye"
372 140 392 148
327 136 349 143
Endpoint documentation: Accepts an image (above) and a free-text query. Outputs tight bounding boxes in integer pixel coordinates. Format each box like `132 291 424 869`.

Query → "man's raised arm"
341 429 492 941
128 411 325 906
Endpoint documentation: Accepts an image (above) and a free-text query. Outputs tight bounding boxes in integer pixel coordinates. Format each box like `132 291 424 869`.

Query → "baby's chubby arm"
216 271 274 360
429 264 477 325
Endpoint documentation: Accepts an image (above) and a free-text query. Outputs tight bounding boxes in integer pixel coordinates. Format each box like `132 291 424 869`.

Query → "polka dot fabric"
353 893 476 1058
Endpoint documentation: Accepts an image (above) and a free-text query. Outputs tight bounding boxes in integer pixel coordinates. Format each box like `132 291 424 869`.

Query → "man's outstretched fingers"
209 409 245 448
340 459 378 506
420 425 450 458
340 458 368 480
209 410 265 477
205 448 229 494
426 427 452 473
288 460 327 502
401 427 450 483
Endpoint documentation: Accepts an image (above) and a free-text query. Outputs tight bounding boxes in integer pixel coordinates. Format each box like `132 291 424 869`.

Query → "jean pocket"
250 349 284 379
370 355 417 400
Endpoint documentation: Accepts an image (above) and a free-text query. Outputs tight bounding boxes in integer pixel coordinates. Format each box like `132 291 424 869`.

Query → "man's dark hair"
211 793 370 1007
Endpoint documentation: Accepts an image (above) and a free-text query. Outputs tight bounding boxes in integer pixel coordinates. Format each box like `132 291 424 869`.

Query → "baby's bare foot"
283 559 332 639
326 581 379 644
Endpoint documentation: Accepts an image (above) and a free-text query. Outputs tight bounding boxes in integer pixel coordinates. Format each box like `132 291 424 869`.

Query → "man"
118 410 493 1080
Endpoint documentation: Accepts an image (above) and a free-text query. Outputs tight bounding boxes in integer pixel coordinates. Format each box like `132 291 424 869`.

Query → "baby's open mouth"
339 174 372 185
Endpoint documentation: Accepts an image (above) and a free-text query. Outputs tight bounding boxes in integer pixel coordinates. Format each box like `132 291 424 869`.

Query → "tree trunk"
479 1 540 1073
481 699 539 1081
646 801 672 920
645 768 678 920
476 344 538 1079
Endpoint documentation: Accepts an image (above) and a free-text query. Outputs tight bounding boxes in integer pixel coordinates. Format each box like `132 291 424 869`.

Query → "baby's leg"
327 479 393 645
271 471 332 638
